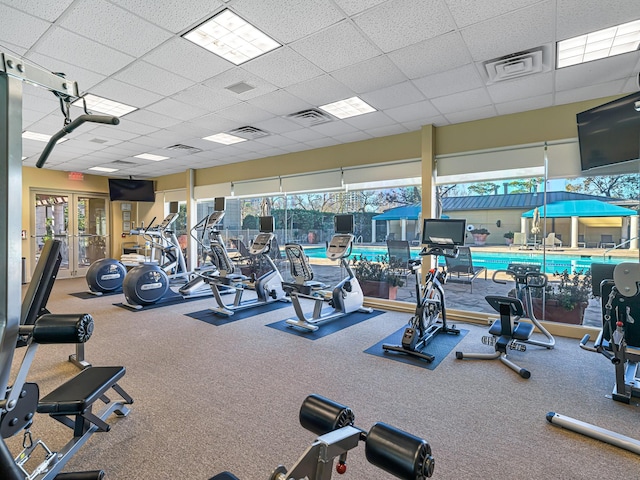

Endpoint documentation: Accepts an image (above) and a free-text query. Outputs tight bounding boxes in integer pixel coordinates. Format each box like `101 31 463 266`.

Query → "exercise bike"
455 263 552 378
382 218 462 362
121 212 214 309
285 214 372 332
547 262 640 455
203 215 287 317
209 394 435 480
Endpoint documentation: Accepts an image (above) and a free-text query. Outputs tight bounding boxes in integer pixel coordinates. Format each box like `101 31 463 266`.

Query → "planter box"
532 298 587 325
360 280 398 300
472 234 489 246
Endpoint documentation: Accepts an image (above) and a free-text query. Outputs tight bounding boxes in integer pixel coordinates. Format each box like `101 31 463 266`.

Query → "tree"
566 175 639 200
508 177 542 193
382 186 421 205
467 182 498 196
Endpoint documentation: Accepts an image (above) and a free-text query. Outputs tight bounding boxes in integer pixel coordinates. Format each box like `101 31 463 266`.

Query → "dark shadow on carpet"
185 300 292 326
70 290 121 299
266 309 385 340
113 289 209 311
365 327 468 370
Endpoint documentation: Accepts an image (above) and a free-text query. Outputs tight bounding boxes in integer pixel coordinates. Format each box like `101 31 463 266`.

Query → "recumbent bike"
382 218 463 363
209 394 435 480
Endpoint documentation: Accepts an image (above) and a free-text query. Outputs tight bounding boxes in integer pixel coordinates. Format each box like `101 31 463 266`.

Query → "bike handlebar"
36 115 120 168
491 268 548 287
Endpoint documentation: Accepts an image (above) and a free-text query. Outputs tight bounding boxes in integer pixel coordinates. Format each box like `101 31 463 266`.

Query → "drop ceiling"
2 0 640 178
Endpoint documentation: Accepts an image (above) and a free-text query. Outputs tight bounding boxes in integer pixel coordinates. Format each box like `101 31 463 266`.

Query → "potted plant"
470 228 490 246
503 231 514 245
530 269 592 324
351 254 405 300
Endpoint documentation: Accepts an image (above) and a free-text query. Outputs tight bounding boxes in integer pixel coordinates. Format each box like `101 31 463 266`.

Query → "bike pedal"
510 343 526 352
481 336 495 346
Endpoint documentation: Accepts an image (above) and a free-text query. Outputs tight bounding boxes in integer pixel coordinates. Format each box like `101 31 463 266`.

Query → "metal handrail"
603 235 638 258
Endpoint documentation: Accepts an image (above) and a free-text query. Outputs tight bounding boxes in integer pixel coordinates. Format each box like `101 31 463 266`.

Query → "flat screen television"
335 214 354 234
421 219 466 246
108 179 155 202
259 216 274 233
214 197 225 211
577 91 640 172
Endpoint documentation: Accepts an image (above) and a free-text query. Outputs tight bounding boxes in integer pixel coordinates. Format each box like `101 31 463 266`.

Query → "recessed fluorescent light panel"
89 166 119 173
73 94 138 117
22 131 68 143
557 19 640 68
134 153 169 161
183 9 280 65
319 96 376 119
202 132 247 145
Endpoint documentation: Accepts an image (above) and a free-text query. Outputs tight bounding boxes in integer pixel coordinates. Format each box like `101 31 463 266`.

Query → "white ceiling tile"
243 47 324 88
281 128 329 142
246 90 313 116
360 81 425 110
333 131 374 143
460 1 555 61
124 109 183 129
331 55 408 93
0 40 27 56
165 122 213 139
113 61 195 96
116 119 161 136
76 125 139 142
216 103 274 125
413 64 483 99
431 87 493 114
310 120 359 137
203 68 278 100
253 135 297 147
487 72 554 104
287 75 355 106
0 4 52 49
110 0 225 33
388 32 472 79
495 93 554 116
87 78 164 109
385 100 441 123
143 38 233 83
292 21 380 72
32 27 135 75
233 0 344 43
556 0 640 39
188 114 238 133
172 84 240 111
444 104 498 124
554 79 628 106
446 0 543 28
306 138 338 149
146 98 209 121
127 135 174 149
342 111 396 130
257 147 290 157
252 117 301 135
354 0 456 53
332 0 387 15
555 53 638 92
1 0 75 21
60 0 172 57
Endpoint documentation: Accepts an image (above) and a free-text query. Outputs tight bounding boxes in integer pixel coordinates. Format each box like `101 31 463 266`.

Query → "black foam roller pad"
365 422 434 479
299 394 355 436
32 313 94 344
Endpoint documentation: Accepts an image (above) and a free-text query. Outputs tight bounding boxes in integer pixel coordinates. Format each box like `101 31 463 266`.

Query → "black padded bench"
38 366 133 437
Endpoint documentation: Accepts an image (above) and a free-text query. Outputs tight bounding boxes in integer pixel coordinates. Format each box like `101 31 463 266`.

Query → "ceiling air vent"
226 82 255 94
110 160 136 165
483 47 548 83
287 108 333 126
90 138 109 144
229 126 270 140
165 144 203 154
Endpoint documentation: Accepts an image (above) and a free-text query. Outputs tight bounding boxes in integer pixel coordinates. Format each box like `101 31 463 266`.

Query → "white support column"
186 169 196 272
371 218 375 243
520 217 527 235
571 216 579 248
401 218 407 240
630 215 639 250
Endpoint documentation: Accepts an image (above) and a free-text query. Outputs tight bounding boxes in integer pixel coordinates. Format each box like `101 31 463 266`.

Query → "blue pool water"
302 245 637 274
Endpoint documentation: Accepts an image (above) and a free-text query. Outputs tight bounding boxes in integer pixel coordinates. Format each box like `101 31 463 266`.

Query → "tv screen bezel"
421 218 466 246
334 214 354 234
214 197 225 211
577 90 640 173
108 178 156 202
259 215 274 233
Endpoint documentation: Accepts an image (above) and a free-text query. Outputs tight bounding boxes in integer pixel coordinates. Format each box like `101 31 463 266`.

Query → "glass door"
32 191 110 279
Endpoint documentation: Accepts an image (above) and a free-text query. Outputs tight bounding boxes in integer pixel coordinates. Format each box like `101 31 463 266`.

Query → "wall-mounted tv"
335 214 354 234
259 216 274 233
108 179 155 202
577 91 640 172
421 219 466 246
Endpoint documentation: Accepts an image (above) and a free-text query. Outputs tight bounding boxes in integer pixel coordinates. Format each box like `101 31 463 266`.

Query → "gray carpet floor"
6 277 640 479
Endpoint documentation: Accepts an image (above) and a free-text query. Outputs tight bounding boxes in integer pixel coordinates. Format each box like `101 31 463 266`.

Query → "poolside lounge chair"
577 235 586 248
542 233 562 250
599 234 616 249
386 240 413 294
445 246 487 293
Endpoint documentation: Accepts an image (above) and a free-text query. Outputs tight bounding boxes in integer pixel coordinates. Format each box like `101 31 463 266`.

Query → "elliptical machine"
203 215 287 316
285 214 372 332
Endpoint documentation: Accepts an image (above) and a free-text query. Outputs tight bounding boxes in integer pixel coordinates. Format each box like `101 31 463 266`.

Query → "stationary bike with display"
382 218 462 362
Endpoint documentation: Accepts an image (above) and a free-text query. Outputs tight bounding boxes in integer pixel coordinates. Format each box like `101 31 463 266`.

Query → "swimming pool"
302 245 637 274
